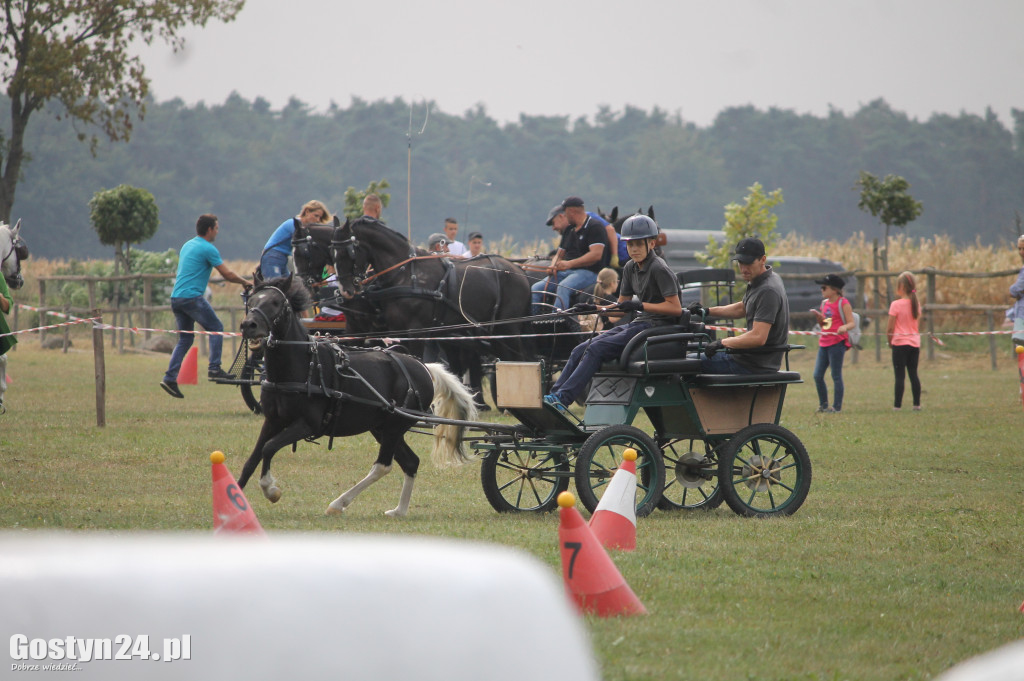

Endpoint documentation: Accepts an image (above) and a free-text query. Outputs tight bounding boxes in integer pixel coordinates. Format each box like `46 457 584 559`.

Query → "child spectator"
887 271 922 411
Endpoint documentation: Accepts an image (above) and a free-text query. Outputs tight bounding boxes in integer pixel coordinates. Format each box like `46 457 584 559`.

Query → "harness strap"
383 348 425 411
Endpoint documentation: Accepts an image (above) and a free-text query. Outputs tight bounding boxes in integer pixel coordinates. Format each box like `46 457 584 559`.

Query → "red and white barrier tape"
3 303 1017 344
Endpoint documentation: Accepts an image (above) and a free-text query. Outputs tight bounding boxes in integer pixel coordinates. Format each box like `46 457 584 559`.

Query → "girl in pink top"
811 273 855 413
887 271 921 410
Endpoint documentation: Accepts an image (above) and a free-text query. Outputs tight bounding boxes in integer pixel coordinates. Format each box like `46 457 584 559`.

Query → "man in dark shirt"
544 215 681 410
531 196 606 313
697 237 790 373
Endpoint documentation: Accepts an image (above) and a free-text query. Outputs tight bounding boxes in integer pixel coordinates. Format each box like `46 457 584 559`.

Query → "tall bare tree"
0 0 245 223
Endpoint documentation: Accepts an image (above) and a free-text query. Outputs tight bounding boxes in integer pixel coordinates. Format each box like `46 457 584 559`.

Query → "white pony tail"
425 363 478 466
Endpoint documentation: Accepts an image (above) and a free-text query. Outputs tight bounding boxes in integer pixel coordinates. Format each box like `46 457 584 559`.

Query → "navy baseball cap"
731 237 766 264
561 196 585 208
545 204 565 226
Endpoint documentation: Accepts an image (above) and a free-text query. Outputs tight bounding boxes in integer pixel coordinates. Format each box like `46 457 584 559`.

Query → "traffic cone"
589 448 638 551
557 491 646 617
210 451 265 535
179 345 198 385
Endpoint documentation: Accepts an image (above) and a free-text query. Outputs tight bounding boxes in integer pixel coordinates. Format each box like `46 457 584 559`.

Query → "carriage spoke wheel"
657 438 723 511
239 351 265 415
480 446 570 513
718 423 811 518
574 425 665 518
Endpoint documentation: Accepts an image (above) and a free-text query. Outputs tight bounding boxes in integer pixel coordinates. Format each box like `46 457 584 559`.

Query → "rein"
358 253 451 287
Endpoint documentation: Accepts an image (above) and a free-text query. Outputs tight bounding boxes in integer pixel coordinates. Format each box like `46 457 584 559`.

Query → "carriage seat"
691 371 802 387
690 343 804 386
600 311 711 375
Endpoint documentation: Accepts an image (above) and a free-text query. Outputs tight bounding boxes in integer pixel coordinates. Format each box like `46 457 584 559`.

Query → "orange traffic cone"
210 451 265 535
558 491 645 617
179 345 198 385
589 448 638 551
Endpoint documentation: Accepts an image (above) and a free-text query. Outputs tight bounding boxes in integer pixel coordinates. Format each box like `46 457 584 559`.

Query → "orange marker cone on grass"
558 491 645 617
589 448 639 551
211 451 265 535
178 345 199 385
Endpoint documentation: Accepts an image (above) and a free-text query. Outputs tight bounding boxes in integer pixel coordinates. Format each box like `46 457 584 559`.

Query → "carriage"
472 311 811 519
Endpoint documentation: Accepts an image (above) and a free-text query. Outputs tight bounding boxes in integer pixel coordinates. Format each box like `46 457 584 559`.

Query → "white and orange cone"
557 491 646 617
588 448 638 551
211 451 265 536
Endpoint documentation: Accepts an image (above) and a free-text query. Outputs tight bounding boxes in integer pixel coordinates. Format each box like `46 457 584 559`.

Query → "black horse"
292 217 532 403
237 274 477 517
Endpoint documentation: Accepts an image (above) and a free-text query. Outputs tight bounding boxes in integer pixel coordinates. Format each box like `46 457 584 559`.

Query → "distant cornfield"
777 231 1021 330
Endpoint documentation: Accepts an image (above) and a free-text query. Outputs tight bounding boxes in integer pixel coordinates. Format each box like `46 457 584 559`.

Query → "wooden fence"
16 266 1023 370
24 273 245 359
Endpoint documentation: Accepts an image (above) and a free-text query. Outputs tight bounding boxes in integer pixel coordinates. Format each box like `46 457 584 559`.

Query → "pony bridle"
291 228 332 288
330 232 366 292
1 232 26 289
247 286 291 338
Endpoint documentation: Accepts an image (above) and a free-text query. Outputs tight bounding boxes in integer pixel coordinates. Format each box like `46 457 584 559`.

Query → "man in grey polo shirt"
695 237 790 373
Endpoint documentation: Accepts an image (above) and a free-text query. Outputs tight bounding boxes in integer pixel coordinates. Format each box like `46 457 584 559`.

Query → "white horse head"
1 219 27 290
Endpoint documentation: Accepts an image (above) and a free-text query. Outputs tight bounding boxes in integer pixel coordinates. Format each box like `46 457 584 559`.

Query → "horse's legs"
238 420 276 489
326 463 391 515
326 426 417 517
384 437 420 518
255 420 318 503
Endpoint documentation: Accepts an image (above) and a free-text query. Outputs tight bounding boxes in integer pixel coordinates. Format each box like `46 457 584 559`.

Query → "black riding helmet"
620 214 659 241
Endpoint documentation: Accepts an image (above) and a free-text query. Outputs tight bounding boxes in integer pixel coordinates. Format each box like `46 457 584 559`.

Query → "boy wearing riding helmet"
544 215 681 410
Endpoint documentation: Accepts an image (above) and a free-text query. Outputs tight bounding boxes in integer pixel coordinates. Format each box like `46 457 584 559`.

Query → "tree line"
8 94 1024 261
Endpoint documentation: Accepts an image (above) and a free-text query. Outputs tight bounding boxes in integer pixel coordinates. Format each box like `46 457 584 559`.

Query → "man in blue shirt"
161 214 250 399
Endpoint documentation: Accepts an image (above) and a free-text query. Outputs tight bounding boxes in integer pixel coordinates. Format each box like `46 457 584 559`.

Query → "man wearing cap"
531 196 606 313
693 237 790 373
427 233 449 253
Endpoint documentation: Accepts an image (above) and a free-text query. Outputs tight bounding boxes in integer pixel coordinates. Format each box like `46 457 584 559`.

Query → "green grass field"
1 339 1023 680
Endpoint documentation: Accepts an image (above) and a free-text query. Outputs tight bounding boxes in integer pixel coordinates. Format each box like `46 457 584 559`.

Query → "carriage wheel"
657 438 724 511
480 447 570 513
718 424 811 518
574 425 665 518
239 354 265 415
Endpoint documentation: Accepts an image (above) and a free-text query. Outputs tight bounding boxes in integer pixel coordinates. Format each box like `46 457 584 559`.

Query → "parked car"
660 229 858 330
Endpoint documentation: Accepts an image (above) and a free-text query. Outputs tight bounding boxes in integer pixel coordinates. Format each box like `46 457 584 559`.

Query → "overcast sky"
134 0 1024 129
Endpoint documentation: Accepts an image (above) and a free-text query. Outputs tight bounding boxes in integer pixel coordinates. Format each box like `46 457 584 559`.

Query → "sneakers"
815 406 835 414
160 380 184 399
543 393 568 412
207 368 236 381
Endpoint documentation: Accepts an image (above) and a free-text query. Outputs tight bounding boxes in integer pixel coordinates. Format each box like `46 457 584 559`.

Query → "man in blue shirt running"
160 214 250 399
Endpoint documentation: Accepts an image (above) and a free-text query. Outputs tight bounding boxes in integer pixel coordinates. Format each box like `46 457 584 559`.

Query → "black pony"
237 274 477 517
292 218 532 402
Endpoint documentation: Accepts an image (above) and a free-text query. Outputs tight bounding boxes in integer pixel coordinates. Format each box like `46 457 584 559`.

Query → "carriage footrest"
692 371 802 387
